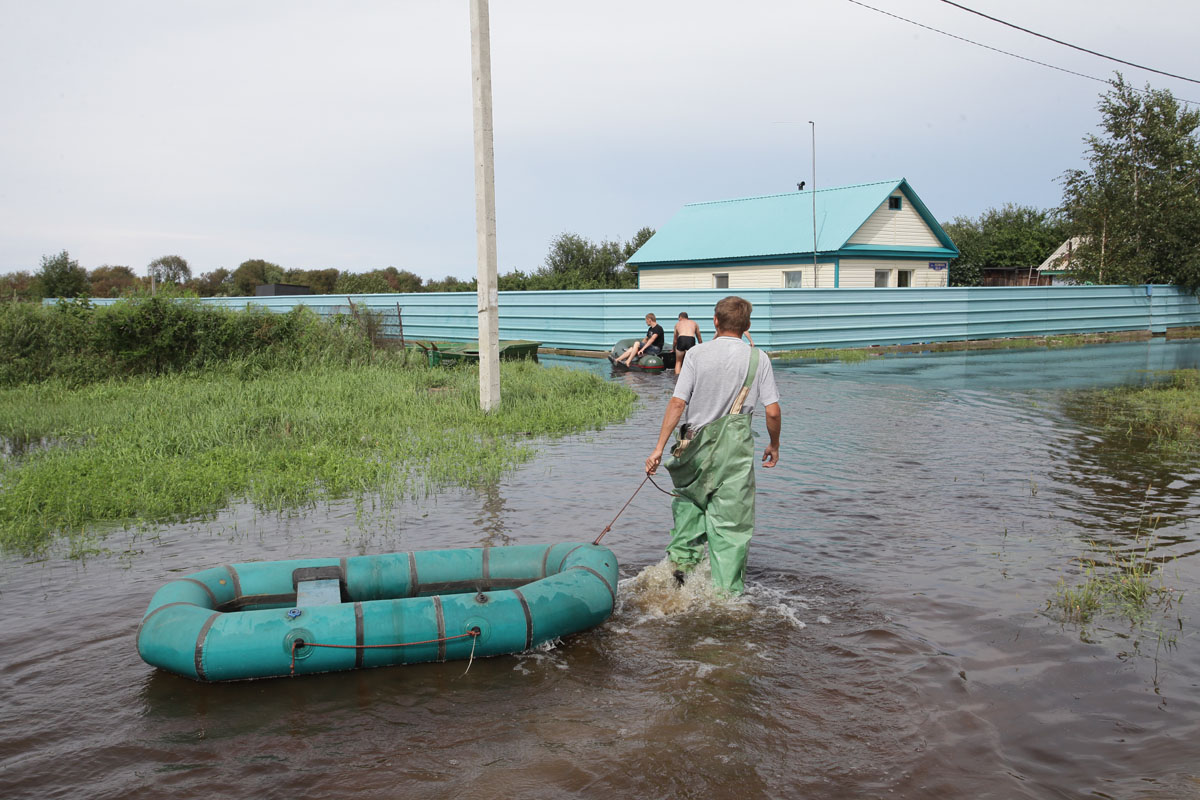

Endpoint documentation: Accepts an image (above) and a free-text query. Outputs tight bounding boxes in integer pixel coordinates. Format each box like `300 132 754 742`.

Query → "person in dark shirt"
615 313 665 366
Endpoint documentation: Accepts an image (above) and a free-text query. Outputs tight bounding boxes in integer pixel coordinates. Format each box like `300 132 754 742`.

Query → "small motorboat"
607 338 676 372
136 542 618 682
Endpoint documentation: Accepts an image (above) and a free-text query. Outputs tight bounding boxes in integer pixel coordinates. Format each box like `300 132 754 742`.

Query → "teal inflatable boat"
607 338 675 372
137 542 618 682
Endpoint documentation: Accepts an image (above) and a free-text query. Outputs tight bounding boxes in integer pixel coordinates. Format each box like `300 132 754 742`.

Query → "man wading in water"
644 296 781 596
671 312 702 375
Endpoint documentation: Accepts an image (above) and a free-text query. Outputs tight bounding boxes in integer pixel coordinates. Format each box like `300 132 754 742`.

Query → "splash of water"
618 555 815 630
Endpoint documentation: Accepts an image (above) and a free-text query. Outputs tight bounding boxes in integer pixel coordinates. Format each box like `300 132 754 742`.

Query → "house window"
874 269 890 287
713 273 729 289
897 270 913 288
783 270 803 288
888 196 902 210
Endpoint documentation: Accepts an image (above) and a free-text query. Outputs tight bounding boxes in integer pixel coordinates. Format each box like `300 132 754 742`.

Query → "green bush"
0 298 374 387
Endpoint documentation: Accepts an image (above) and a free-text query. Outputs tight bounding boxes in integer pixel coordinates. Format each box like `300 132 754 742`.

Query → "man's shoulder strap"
730 348 760 415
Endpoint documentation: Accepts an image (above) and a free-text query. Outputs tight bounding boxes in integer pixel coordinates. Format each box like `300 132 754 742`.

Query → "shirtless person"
671 312 702 375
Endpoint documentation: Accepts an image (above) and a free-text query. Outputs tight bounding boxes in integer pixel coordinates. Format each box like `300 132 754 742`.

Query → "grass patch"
773 347 873 363
1051 518 1184 628
0 360 635 554
1069 369 1200 450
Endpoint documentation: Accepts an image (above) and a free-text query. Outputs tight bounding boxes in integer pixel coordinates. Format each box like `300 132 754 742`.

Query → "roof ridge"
683 179 904 207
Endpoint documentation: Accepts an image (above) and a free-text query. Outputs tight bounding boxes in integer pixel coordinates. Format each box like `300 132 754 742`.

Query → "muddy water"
3 339 1200 799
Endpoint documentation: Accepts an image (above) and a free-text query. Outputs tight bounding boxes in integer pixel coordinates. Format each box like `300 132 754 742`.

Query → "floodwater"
3 339 1200 799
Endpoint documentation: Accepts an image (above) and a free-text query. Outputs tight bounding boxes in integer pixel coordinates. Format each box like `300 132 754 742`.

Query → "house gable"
847 191 942 248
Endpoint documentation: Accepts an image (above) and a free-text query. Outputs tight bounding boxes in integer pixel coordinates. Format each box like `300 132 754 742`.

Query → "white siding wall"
913 264 948 287
839 259 947 288
639 263 836 289
639 259 947 289
847 195 942 247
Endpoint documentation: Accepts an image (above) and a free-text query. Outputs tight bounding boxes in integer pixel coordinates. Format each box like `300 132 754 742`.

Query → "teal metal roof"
628 178 957 265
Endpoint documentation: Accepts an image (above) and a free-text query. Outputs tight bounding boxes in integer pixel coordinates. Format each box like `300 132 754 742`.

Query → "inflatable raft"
607 338 676 372
137 542 618 682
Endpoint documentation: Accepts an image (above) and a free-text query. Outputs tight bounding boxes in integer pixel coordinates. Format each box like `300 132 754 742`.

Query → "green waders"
664 349 760 596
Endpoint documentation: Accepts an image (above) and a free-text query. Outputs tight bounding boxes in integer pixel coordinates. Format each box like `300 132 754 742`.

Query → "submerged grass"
1053 551 1180 627
1070 369 1200 450
1051 508 1185 632
772 334 1111 363
0 361 635 554
773 331 1181 364
773 347 873 363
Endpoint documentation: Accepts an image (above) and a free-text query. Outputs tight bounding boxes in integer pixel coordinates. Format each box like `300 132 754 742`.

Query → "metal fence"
83 285 1200 351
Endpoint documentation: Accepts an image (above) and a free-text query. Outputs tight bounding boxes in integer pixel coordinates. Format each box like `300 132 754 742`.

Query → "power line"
845 0 1102 83
843 0 1199 104
935 0 1200 86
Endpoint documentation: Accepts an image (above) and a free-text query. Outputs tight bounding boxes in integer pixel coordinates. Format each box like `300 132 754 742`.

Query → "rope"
593 473 679 546
285 468 679 675
646 473 677 497
289 629 480 676
288 470 682 674
463 629 478 675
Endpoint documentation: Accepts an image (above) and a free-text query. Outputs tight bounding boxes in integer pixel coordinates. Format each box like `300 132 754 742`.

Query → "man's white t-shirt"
672 336 781 430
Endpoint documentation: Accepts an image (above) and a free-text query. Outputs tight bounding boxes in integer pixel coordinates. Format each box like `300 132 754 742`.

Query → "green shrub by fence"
1 297 373 387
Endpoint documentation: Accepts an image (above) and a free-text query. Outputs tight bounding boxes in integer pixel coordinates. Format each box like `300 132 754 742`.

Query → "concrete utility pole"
470 0 500 412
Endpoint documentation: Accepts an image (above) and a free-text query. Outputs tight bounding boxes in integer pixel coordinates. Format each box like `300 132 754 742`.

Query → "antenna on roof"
809 121 818 283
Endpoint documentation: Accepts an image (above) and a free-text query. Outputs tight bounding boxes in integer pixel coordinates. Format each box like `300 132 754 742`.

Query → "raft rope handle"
289 628 481 677
593 474 678 546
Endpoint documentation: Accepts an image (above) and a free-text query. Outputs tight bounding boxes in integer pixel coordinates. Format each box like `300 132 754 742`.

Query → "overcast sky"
2 0 1197 281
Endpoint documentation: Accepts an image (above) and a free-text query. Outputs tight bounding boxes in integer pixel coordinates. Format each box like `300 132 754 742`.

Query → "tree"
189 268 234 297
1060 75 1200 289
306 269 340 294
285 268 340 294
231 259 285 295
627 226 655 254
423 275 476 292
147 255 191 286
89 265 139 297
0 271 37 302
383 267 423 293
511 228 654 290
334 271 392 294
941 218 984 286
942 205 1067 286
34 251 89 298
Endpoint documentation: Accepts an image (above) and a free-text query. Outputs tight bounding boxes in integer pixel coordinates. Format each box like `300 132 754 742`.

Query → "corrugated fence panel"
77 285 1200 351
964 286 1152 340
1150 285 1200 332
766 288 969 349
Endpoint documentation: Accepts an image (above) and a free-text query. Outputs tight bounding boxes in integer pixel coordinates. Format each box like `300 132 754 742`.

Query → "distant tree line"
0 228 654 302
944 75 1200 290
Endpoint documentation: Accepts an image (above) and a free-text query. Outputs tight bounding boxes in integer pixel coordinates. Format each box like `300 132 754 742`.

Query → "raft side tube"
137 603 219 681
345 552 414 601
201 602 362 681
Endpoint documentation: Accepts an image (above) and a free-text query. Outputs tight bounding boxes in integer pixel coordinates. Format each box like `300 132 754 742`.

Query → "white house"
629 179 959 289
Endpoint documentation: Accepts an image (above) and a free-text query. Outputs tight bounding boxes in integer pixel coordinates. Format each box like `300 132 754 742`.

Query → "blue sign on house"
928 262 948 270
